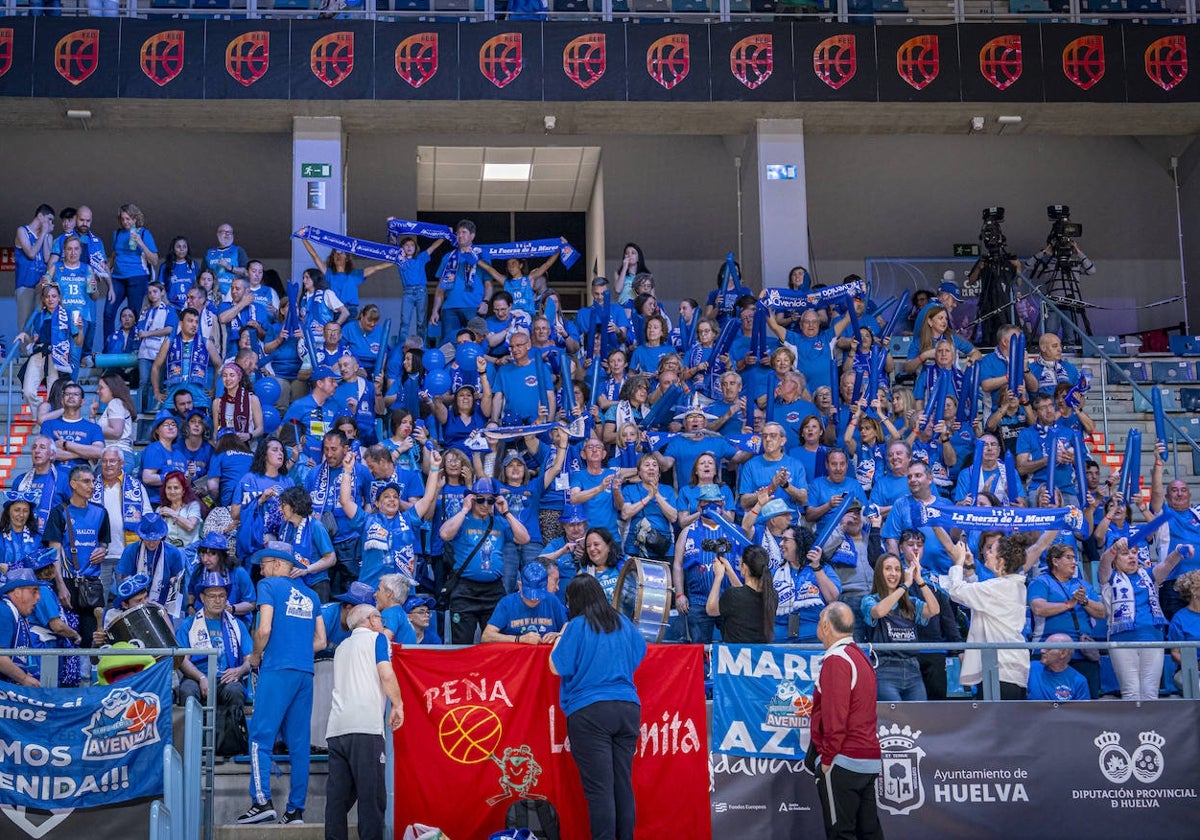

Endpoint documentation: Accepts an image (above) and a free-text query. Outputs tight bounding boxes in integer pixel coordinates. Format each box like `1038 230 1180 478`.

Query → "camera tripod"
1036 259 1093 342
974 254 1020 347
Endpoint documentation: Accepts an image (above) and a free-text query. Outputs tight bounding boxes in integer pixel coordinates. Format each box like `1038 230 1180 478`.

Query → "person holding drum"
176 571 252 711
93 573 153 647
116 513 185 619
0 569 45 687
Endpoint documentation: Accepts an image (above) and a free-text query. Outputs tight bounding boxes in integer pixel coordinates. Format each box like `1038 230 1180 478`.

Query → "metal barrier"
1016 273 1200 477
0 347 21 457
3 0 1196 23
0 646 219 840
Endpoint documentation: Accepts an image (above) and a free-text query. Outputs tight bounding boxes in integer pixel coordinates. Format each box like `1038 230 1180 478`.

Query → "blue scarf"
386 218 456 243
300 289 336 344
762 279 867 312
310 462 336 512
185 609 244 667
716 253 744 316
90 471 147 530
912 499 1087 532
1107 566 1165 636
45 304 72 372
364 511 418 581
476 238 580 270
438 248 479 291
165 331 209 388
295 226 405 264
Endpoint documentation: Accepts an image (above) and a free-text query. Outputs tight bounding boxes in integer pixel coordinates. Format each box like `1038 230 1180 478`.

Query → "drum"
612 555 674 644
107 602 177 654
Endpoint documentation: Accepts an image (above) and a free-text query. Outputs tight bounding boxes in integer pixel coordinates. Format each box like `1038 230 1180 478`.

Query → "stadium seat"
888 335 912 358
1008 0 1050 10
1108 360 1149 383
150 0 192 9
1151 361 1197 384
1082 0 1125 10
390 0 432 9
1084 335 1125 358
1179 389 1200 413
1132 386 1178 413
671 0 712 12
1169 335 1200 356
552 0 591 9
871 0 906 9
192 0 232 8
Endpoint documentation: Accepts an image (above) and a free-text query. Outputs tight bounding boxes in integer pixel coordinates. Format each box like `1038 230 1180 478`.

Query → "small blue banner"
710 644 823 760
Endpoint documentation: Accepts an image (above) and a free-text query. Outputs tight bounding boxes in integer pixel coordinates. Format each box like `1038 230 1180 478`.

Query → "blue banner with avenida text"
711 644 825 760
0 660 172 809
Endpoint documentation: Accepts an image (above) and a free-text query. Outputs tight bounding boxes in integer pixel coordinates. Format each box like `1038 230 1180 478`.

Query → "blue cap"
759 498 791 520
197 533 228 552
374 482 404 502
26 547 59 572
471 477 500 496
114 573 151 605
150 410 178 437
938 281 963 302
697 484 724 503
137 512 169 541
335 581 377 606
559 504 586 524
404 595 435 612
0 568 40 595
197 571 231 592
250 541 295 567
311 365 339 382
519 564 550 602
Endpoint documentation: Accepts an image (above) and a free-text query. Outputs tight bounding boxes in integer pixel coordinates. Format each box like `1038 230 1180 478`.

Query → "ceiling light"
482 163 531 181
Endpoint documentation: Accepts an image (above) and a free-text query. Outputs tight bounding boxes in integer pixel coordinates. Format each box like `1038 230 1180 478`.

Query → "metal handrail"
1016 274 1200 467
0 346 21 456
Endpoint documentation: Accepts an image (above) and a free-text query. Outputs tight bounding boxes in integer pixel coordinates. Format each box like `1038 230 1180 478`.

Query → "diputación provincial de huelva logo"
877 724 925 815
1094 730 1165 785
81 686 162 760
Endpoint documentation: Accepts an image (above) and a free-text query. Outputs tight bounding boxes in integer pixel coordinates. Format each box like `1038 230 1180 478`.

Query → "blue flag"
0 659 172 809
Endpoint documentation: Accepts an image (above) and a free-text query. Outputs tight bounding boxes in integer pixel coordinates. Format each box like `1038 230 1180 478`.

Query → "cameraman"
1025 237 1095 341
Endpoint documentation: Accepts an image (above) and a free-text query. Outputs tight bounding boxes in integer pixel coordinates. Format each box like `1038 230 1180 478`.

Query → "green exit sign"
953 243 980 257
301 163 331 179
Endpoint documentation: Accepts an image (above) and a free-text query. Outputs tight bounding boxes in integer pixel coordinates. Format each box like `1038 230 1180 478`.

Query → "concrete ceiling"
417 144 601 211
6 97 1200 136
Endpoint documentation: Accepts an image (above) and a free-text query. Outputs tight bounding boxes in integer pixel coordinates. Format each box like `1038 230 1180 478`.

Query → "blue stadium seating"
1151 360 1198 384
1132 386 1178 413
1169 335 1200 356
1008 0 1050 11
1109 360 1149 382
552 0 591 10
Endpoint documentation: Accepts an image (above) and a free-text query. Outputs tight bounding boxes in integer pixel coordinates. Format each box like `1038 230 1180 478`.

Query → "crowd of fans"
2 203 1199 715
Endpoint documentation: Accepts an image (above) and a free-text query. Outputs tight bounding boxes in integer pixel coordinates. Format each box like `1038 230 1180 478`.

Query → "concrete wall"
0 127 1193 336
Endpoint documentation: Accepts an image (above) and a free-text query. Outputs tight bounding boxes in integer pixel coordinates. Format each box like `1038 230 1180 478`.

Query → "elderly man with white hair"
1027 633 1091 701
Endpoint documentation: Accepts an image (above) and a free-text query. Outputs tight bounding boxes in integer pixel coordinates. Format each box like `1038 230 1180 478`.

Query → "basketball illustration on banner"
439 704 503 764
437 704 548 806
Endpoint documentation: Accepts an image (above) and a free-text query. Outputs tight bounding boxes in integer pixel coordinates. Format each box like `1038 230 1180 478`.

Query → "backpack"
505 799 560 840
215 701 249 757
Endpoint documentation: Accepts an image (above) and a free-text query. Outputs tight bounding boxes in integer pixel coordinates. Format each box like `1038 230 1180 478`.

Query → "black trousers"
566 700 640 840
449 578 505 645
325 732 387 840
917 652 948 700
816 764 885 840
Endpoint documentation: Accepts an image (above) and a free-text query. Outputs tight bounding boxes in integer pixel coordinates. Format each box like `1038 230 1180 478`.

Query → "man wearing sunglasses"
439 478 530 645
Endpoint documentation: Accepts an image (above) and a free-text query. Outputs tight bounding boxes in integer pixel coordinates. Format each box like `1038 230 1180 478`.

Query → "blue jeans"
685 597 717 644
875 657 927 701
440 307 475 340
501 539 545 595
399 287 428 345
105 275 149 338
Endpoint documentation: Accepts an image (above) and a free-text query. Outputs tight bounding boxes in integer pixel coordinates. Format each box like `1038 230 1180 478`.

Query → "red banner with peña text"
392 643 710 840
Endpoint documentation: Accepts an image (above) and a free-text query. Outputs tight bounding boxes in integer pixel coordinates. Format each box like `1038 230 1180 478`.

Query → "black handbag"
61 502 105 612
435 516 494 612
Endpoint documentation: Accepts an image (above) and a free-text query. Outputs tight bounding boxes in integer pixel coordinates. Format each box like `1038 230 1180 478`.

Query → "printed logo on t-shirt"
285 588 314 619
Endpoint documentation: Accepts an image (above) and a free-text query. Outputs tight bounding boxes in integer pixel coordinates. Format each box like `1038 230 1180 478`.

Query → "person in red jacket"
809 601 885 840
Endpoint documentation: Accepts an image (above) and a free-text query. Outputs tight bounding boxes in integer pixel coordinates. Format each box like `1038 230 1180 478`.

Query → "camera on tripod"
979 207 1009 258
1047 205 1083 262
701 538 731 555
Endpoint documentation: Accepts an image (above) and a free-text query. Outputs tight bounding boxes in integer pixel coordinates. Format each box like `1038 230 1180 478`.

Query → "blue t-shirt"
775 563 841 642
487 593 568 637
449 515 512 582
1016 425 1075 494
111 227 157 279
880 497 953 575
500 479 545 545
207 450 254 507
256 576 320 673
381 604 418 645
737 455 807 516
619 483 678 556
868 470 911 511
807 477 868 536
662 435 736 489
1028 574 1100 642
140 441 189 505
281 395 339 466
569 469 619 533
43 502 109 578
174 440 214 483
1106 570 1164 642
491 360 552 424
398 253 431 291
175 614 252 678
1026 661 1090 702
784 328 837 394
358 508 425 588
41 418 104 471
437 249 486 311
328 269 366 306
0 596 40 681
1167 607 1200 666
549 613 646 717
630 343 672 374
1163 506 1200 580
